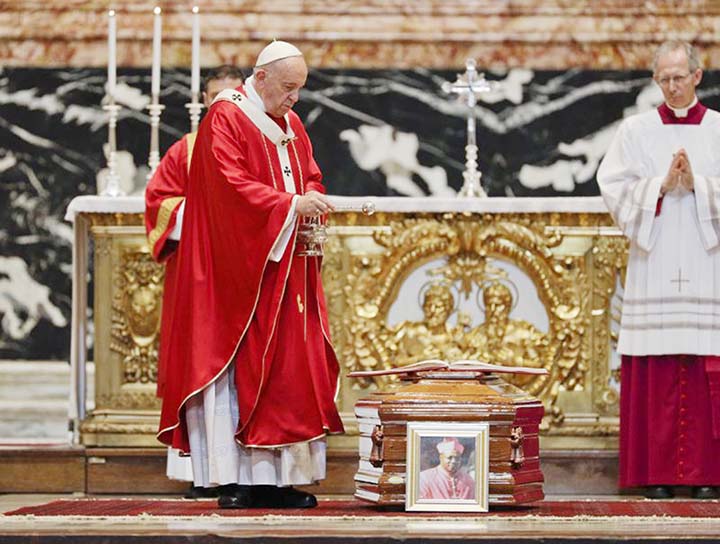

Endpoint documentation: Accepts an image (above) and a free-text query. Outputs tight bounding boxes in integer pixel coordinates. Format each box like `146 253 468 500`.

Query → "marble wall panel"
3 65 720 359
3 0 720 359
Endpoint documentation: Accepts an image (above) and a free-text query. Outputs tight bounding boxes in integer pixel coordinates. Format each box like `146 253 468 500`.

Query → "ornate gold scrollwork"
97 391 162 410
80 421 160 435
110 248 164 386
590 235 628 414
342 213 588 427
321 234 347 351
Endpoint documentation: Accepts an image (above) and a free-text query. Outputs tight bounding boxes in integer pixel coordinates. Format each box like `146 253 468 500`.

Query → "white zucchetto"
255 40 303 68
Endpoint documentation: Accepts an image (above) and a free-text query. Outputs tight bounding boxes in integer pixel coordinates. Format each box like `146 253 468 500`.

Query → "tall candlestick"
107 9 116 100
191 6 200 101
102 103 124 197
151 6 162 101
146 102 165 180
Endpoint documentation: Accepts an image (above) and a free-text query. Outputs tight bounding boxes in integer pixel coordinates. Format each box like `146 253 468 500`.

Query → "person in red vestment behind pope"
155 40 344 509
598 40 720 500
419 437 475 500
145 65 245 499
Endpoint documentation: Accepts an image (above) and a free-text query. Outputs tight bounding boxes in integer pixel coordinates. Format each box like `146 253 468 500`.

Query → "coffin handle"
369 425 384 467
510 426 525 468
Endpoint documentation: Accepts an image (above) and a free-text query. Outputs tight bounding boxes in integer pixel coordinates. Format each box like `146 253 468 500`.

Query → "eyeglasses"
655 73 692 87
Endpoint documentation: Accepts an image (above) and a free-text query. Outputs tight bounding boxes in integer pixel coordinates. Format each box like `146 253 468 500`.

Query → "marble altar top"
65 195 610 223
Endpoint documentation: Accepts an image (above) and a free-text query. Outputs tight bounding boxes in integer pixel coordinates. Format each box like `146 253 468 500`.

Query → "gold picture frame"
405 421 489 512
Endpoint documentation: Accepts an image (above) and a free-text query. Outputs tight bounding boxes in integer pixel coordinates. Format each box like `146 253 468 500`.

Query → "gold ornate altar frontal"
324 207 626 451
79 212 160 447
77 204 627 450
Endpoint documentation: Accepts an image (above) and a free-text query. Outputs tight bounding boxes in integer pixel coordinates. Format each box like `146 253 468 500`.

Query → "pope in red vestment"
156 51 344 460
145 67 247 499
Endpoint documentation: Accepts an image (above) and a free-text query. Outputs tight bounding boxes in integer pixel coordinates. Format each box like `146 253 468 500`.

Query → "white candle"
151 6 162 99
191 6 200 98
107 9 116 99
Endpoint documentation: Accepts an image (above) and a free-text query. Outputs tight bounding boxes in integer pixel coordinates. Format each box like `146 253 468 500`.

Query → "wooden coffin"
354 371 544 506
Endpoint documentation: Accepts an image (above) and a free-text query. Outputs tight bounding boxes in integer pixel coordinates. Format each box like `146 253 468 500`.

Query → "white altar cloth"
65 195 610 222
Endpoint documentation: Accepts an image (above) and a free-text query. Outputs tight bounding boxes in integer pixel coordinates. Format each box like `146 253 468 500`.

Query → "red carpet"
5 498 720 518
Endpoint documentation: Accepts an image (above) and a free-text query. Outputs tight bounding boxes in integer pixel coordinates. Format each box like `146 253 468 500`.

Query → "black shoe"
184 485 219 499
217 484 252 509
644 486 674 499
691 486 720 499
252 485 318 509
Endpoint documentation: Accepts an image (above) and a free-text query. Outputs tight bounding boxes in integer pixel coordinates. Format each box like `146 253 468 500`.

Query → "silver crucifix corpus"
442 58 494 198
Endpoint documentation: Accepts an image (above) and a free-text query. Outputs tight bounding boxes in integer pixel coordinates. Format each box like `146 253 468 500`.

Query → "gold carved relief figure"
389 283 468 365
466 281 550 386
111 250 163 385
385 277 550 385
127 283 162 343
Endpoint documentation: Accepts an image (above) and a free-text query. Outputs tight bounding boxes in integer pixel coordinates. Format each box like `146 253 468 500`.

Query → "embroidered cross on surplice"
670 268 690 293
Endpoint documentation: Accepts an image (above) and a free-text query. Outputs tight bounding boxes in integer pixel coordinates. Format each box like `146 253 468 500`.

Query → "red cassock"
620 355 720 487
619 102 720 488
157 86 344 451
145 133 196 398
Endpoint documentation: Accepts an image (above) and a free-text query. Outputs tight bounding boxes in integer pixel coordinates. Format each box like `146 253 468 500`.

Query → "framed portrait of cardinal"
406 421 489 512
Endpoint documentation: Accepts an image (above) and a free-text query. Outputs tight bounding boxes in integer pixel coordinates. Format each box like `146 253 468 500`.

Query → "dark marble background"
3 66 720 360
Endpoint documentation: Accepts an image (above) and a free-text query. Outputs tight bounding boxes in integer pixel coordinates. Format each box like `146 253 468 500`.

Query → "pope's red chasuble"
157 86 343 451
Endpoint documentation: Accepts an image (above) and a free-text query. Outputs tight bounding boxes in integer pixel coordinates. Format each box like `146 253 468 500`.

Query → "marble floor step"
0 360 94 441
0 361 69 400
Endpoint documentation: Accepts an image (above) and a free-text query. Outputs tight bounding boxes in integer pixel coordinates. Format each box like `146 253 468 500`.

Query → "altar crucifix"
442 59 495 198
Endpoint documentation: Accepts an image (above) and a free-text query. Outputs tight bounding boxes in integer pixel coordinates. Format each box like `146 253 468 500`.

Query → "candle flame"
109 9 115 17
192 6 199 13
154 6 161 15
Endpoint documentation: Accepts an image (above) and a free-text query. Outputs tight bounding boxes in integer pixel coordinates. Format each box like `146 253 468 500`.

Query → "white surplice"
597 106 720 356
